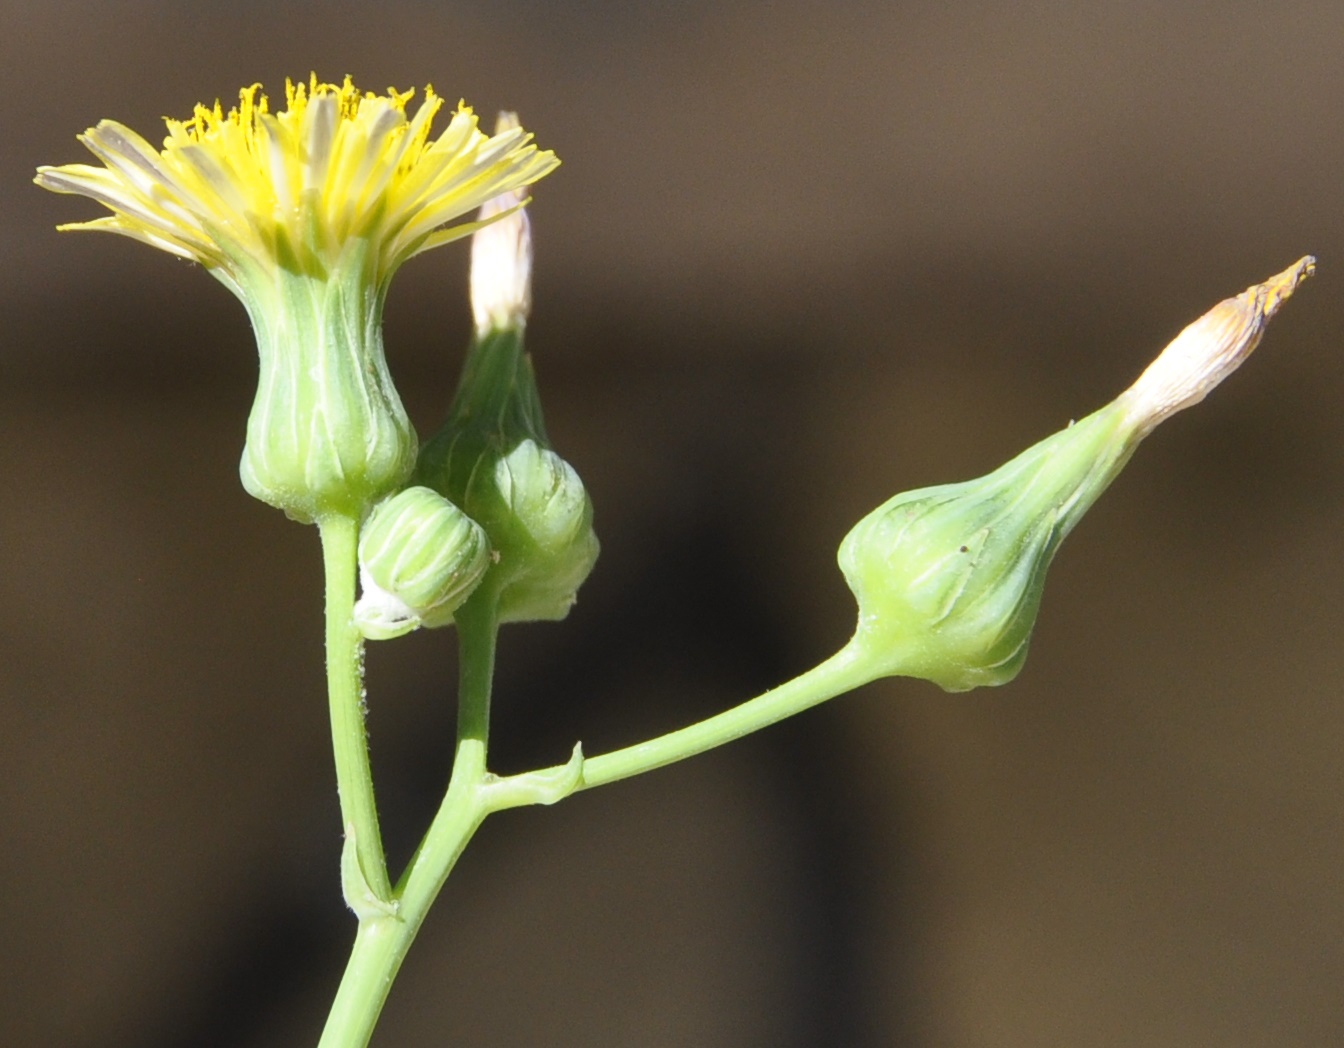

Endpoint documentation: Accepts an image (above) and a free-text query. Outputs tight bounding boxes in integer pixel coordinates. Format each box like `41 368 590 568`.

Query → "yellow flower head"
36 77 561 524
35 75 559 294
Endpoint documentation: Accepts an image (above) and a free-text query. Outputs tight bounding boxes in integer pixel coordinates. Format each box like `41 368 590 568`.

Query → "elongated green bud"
840 257 1314 692
416 155 598 622
354 486 490 639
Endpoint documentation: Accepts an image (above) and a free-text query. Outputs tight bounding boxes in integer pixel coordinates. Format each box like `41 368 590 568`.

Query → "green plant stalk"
317 578 881 1046
319 514 392 903
571 637 880 790
317 588 501 1048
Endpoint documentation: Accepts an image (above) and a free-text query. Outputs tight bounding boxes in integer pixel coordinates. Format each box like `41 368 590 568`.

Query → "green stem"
318 513 391 902
450 591 497 763
317 590 501 1048
316 606 875 1047
574 638 879 790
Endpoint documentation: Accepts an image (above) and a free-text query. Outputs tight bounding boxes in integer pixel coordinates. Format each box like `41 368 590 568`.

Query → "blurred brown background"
3 2 1343 1045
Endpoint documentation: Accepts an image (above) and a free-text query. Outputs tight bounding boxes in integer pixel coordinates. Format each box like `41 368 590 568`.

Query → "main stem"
318 590 501 1048
319 513 391 902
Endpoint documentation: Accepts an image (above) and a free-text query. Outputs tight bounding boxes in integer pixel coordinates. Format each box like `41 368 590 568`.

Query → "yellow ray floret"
35 75 560 290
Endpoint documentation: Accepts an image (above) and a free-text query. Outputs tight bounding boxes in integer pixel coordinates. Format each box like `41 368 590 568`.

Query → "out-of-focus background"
4 2 1343 1045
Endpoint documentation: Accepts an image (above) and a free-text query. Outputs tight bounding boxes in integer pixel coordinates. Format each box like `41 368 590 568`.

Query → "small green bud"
487 437 600 622
354 486 490 640
236 244 417 523
840 257 1314 692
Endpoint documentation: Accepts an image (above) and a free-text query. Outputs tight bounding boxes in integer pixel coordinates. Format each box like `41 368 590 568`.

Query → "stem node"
479 741 585 812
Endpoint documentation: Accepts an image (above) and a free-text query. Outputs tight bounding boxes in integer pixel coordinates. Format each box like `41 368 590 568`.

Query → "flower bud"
416 170 598 623
840 257 1314 692
840 405 1132 691
354 486 490 640
487 438 600 622
415 326 600 623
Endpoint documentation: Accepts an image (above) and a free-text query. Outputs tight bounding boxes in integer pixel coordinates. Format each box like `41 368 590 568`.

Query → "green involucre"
416 326 598 623
235 242 416 523
839 403 1135 692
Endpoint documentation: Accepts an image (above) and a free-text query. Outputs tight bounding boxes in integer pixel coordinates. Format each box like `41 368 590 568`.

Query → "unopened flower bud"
354 486 490 640
416 163 598 624
416 356 600 622
840 257 1314 692
840 406 1131 691
488 438 600 622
